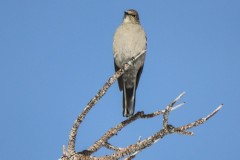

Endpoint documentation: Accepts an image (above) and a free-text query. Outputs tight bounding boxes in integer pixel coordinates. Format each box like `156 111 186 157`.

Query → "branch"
163 92 185 128
104 142 122 151
63 95 222 160
88 92 185 153
176 104 223 131
61 50 223 160
67 50 146 155
98 104 222 160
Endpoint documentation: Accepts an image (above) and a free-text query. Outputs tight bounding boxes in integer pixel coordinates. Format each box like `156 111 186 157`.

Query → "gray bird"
113 9 147 117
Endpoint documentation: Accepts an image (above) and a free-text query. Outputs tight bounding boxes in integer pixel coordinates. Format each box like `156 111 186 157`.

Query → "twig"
176 104 223 131
124 154 137 160
163 92 185 128
104 142 122 151
142 100 185 119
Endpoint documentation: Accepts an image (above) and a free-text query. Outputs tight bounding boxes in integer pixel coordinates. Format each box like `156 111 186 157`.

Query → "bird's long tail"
123 83 136 117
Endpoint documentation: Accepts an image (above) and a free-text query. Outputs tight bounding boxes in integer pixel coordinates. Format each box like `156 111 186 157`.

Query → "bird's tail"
123 84 136 117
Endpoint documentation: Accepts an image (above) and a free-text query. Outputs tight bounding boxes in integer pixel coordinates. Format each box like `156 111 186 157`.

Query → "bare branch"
124 136 142 160
176 104 223 131
163 92 185 128
88 111 145 152
63 99 222 160
98 128 167 159
62 145 68 157
67 50 146 154
97 104 222 160
176 130 194 136
142 101 186 118
104 142 122 151
88 93 185 153
62 50 222 160
124 153 137 160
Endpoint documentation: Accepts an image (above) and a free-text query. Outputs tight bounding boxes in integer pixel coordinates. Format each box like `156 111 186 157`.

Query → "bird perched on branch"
113 9 147 117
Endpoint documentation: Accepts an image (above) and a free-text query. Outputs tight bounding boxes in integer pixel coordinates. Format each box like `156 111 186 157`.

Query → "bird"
113 9 147 117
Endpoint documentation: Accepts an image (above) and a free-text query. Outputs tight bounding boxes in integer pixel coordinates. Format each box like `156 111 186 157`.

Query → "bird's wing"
136 34 147 89
114 61 123 91
136 65 144 89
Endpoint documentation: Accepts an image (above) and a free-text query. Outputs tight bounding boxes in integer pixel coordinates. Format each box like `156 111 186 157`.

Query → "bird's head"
123 9 140 24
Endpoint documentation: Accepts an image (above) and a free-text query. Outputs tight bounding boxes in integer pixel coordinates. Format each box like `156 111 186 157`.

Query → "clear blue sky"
0 0 239 159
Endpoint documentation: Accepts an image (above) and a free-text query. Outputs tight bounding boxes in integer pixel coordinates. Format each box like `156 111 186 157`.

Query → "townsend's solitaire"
113 9 147 117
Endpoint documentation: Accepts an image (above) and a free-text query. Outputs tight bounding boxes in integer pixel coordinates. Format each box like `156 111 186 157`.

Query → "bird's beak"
124 10 129 15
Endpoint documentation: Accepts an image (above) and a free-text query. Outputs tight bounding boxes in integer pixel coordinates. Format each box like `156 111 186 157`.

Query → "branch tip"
138 136 142 143
205 104 223 121
171 102 186 111
176 91 186 101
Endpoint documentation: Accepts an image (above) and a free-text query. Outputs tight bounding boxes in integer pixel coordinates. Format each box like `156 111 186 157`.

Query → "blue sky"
0 0 239 159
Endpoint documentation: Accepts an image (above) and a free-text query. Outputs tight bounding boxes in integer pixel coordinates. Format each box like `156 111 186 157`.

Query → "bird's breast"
113 23 147 68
